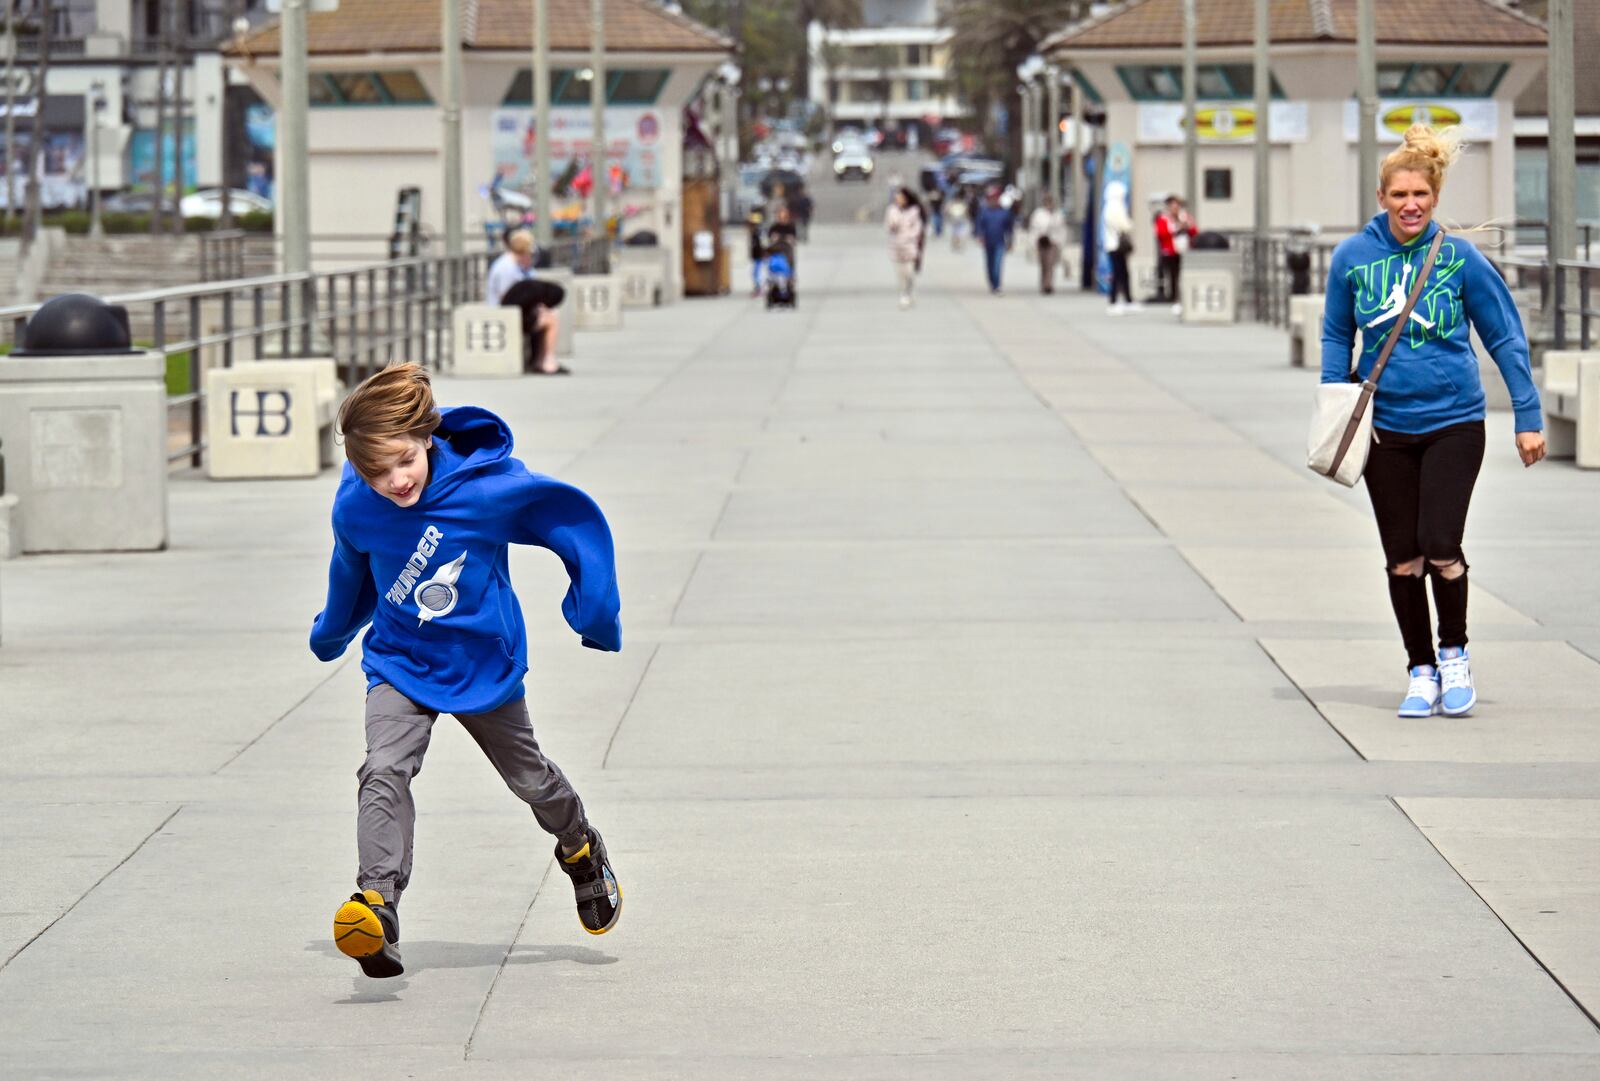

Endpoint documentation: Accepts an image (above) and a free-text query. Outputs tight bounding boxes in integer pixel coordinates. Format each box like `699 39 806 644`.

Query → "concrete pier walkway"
3 223 1599 1079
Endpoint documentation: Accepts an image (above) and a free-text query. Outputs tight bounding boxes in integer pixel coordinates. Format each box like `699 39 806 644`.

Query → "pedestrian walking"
485 229 567 375
1028 195 1067 295
1320 124 1545 719
312 363 625 978
886 186 925 309
1102 191 1135 313
1154 195 1197 312
946 191 969 252
975 187 1014 295
927 186 946 238
746 209 766 297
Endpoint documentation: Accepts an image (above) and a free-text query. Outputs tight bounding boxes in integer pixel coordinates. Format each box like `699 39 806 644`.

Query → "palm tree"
941 0 1088 166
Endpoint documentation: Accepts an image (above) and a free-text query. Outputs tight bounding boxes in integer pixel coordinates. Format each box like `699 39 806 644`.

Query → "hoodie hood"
422 405 514 501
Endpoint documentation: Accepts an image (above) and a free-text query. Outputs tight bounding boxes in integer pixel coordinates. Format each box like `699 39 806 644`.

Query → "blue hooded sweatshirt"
309 406 621 715
1321 213 1542 434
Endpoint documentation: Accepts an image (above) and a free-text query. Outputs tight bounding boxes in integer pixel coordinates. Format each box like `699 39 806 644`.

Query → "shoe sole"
1397 705 1438 718
334 898 404 978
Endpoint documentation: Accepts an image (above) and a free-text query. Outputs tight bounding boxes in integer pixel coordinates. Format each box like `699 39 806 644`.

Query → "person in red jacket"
1155 195 1198 311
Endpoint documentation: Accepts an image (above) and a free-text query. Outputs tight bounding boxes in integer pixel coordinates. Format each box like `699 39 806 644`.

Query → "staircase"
36 235 219 344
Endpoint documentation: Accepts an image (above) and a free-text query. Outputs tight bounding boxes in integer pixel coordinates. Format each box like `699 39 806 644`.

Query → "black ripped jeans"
1363 420 1485 670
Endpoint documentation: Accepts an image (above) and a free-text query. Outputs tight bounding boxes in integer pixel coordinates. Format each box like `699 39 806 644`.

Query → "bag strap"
1329 229 1445 473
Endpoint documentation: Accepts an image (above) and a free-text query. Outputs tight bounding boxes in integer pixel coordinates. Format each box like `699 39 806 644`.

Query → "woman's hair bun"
1400 123 1464 169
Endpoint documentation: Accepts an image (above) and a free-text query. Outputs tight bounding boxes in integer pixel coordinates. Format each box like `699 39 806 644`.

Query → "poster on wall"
1137 102 1310 145
1342 99 1498 143
129 122 198 192
491 108 665 194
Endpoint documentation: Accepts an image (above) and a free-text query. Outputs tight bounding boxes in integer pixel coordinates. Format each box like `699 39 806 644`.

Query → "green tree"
682 0 860 132
940 0 1088 166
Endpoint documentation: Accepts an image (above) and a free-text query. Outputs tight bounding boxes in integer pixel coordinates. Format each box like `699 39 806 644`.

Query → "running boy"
310 363 622 978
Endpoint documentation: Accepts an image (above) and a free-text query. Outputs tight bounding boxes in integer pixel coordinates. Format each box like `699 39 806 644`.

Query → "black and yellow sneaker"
333 889 403 978
556 827 621 935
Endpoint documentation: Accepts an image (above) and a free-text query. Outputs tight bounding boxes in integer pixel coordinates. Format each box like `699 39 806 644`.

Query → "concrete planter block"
1182 268 1239 324
205 358 338 480
618 248 667 308
0 351 169 552
1288 294 1326 368
1541 351 1600 468
572 274 624 331
451 304 523 377
541 268 576 357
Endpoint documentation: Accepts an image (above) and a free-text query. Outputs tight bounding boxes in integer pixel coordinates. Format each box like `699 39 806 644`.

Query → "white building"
227 0 731 297
0 0 261 206
806 0 968 137
1044 0 1547 232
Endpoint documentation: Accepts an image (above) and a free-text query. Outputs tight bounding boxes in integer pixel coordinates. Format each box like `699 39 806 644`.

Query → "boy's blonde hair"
337 363 441 480
1379 124 1464 196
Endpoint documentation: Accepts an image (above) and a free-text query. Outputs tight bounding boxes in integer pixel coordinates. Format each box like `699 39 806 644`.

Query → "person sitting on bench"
486 228 568 375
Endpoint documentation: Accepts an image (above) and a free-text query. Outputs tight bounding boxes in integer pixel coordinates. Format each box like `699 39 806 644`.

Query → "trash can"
0 293 168 552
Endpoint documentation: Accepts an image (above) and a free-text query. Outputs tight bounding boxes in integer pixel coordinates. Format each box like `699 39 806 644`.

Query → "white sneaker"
898 295 911 310
1171 302 1183 315
1438 647 1477 716
1107 305 1126 316
1397 665 1440 717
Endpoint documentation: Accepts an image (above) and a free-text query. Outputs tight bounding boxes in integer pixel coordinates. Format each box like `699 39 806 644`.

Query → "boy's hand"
1516 431 1546 467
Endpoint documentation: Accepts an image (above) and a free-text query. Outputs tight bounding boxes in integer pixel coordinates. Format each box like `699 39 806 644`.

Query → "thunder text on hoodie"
1320 213 1542 435
310 406 622 715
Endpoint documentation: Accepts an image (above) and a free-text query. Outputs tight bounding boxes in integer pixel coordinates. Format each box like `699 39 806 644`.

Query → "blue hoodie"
309 406 621 715
1320 213 1542 434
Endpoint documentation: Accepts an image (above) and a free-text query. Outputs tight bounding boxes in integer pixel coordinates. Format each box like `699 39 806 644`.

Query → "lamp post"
441 0 464 260
1046 64 1062 208
533 0 552 249
589 0 607 245
717 61 741 223
1252 0 1271 311
88 80 105 237
280 0 309 277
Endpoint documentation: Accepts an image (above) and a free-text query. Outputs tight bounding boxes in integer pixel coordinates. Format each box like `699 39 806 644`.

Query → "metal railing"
1553 260 1600 350
197 231 613 281
2 251 490 469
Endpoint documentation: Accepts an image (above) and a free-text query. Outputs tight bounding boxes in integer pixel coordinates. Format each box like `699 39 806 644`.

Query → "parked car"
832 146 874 183
101 190 163 215
179 188 274 219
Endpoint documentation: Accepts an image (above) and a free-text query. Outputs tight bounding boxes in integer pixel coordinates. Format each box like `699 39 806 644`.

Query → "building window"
608 69 670 105
1204 167 1232 201
1072 70 1103 104
308 71 434 106
1116 64 1284 101
906 79 927 102
1375 63 1507 98
376 71 432 104
501 68 669 107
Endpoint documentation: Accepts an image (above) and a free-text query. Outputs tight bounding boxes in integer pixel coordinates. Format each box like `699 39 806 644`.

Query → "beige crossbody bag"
1307 230 1445 487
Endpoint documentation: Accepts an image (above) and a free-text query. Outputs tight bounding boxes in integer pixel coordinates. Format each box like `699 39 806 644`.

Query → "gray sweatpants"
357 683 588 903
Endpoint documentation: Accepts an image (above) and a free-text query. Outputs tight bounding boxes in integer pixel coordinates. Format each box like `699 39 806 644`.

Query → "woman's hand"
1516 430 1547 467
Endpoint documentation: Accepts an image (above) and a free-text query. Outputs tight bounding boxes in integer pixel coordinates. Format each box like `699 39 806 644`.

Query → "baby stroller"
764 250 796 309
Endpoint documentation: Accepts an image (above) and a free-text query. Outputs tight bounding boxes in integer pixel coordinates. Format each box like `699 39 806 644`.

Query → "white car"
179 188 274 219
832 147 874 182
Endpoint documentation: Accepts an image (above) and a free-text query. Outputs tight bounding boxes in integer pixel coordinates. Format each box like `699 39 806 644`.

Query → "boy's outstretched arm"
309 527 378 660
507 474 622 652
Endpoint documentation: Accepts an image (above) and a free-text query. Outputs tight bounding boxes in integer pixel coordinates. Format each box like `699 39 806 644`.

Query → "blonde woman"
1320 125 1545 719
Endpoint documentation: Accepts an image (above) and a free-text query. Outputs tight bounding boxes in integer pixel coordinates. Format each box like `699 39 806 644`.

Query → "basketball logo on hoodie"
414 552 468 625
